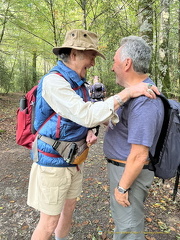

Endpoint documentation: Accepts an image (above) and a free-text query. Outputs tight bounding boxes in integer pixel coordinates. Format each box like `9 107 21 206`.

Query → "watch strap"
117 185 130 193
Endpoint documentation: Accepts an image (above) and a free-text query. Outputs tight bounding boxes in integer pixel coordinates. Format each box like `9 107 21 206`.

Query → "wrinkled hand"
86 130 98 147
114 188 130 207
127 82 160 99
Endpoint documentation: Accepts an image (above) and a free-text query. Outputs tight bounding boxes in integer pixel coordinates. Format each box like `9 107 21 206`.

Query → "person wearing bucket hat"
27 29 160 240
53 29 106 59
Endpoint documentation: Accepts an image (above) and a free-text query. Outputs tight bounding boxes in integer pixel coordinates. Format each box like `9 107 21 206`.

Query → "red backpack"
16 73 62 149
16 85 56 149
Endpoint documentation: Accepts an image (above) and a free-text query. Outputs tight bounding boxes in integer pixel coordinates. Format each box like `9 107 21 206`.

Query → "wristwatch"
117 185 130 194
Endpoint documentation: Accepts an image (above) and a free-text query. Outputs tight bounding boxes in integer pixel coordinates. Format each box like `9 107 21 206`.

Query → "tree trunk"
159 0 170 97
138 0 153 45
32 51 37 85
0 0 10 44
48 0 58 46
82 0 87 30
75 0 88 29
138 0 153 75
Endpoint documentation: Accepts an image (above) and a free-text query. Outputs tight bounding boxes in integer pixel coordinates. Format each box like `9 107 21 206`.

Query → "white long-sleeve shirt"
42 73 119 128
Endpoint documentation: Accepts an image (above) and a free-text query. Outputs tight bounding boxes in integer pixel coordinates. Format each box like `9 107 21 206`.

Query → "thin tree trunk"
0 0 10 44
75 0 88 29
32 51 37 85
138 0 153 44
138 0 153 74
159 0 170 96
49 0 58 46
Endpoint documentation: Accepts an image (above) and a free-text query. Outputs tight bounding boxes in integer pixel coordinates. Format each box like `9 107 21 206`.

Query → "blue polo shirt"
103 79 164 160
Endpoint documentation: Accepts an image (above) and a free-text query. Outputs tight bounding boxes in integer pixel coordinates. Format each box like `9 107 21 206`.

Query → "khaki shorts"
27 163 84 215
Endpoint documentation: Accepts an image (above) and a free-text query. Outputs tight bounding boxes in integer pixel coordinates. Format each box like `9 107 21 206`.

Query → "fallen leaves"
0 93 179 239
146 217 153 223
21 222 29 230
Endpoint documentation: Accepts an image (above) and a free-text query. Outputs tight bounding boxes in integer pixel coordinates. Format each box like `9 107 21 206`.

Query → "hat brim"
53 46 106 60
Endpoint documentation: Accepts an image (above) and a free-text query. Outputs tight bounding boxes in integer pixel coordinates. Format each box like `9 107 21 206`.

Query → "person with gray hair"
120 36 151 74
103 36 164 240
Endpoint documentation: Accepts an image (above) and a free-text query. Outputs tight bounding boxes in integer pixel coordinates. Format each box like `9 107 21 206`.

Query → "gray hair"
58 48 71 62
120 36 151 74
58 48 87 62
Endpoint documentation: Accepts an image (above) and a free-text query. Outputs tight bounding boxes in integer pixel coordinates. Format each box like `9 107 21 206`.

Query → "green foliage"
0 0 179 95
0 55 12 93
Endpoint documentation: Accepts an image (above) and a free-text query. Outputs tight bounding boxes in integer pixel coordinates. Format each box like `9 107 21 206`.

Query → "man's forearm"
118 160 145 189
118 144 149 190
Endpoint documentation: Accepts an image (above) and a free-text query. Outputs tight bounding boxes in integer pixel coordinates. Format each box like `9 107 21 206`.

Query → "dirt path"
0 93 179 240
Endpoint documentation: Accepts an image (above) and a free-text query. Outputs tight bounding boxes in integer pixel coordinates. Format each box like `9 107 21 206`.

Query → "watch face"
117 186 126 193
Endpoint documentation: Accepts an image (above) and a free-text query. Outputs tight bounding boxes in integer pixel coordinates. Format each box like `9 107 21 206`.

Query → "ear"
124 58 132 71
70 49 77 60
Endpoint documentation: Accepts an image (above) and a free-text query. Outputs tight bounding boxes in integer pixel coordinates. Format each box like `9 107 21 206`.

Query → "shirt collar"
55 61 85 86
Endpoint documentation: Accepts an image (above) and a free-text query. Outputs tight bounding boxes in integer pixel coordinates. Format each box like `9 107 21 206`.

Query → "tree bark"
0 0 11 44
159 0 170 96
138 0 153 75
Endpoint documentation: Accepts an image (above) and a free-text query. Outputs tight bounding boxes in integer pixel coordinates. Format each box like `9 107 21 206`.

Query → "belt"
106 158 150 169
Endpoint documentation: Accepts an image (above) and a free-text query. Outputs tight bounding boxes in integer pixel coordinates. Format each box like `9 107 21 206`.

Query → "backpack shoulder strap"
172 171 180 201
149 94 170 162
55 72 62 77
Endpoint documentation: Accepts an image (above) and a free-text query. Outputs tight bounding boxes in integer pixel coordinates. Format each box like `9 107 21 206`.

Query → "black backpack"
149 94 180 200
91 83 105 100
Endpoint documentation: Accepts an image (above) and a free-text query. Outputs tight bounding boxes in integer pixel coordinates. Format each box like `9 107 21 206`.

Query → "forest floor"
0 93 179 240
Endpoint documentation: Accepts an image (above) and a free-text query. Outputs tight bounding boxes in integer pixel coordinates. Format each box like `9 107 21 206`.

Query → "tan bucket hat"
53 29 105 59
